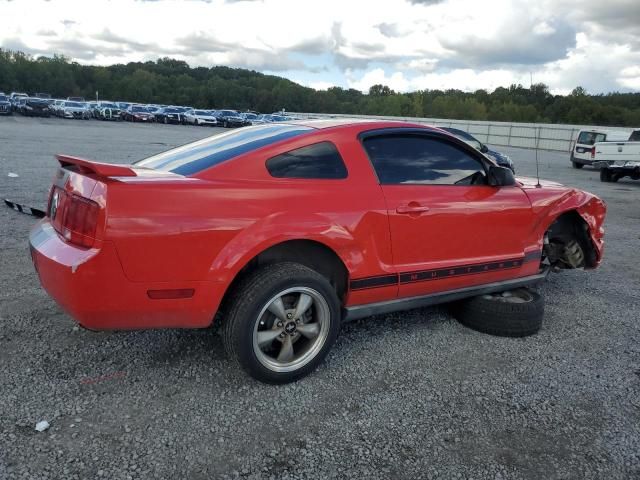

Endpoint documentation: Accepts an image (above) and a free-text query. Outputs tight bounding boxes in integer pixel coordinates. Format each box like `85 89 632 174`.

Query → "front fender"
524 187 606 265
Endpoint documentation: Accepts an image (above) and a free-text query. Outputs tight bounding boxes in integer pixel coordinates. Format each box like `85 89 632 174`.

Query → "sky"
1 0 639 95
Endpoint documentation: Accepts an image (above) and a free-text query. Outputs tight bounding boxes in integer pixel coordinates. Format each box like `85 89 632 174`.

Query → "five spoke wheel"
253 287 330 373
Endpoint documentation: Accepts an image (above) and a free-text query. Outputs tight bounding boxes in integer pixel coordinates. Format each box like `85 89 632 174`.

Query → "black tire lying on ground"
451 288 544 337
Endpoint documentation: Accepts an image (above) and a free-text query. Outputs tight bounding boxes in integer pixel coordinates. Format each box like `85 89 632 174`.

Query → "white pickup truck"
593 129 640 182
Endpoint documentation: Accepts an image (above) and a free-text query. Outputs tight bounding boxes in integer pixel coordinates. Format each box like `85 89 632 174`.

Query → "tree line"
1 49 639 126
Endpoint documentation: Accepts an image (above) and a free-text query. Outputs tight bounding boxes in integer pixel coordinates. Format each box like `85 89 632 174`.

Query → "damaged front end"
542 211 599 272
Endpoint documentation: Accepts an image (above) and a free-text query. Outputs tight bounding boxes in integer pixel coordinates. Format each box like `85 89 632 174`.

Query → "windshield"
135 124 312 175
0 95 7 101
131 106 148 112
65 102 84 108
101 103 118 108
195 110 210 115
220 110 237 116
244 113 257 119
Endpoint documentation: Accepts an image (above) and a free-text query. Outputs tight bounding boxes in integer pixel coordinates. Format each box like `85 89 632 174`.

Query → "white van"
571 129 630 168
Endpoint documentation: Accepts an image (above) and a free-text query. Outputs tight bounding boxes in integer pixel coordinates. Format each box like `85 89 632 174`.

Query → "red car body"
29 120 606 331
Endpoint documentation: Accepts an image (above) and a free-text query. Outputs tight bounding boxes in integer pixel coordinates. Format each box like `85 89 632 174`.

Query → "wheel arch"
543 209 599 268
216 238 351 319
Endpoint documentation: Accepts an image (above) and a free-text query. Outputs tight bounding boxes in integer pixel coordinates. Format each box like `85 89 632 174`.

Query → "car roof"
281 118 441 132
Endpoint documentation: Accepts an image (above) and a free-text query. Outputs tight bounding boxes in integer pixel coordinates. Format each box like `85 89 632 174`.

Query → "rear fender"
206 212 366 285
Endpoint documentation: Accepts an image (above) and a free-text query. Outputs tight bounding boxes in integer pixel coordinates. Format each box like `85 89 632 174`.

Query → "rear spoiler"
56 154 137 177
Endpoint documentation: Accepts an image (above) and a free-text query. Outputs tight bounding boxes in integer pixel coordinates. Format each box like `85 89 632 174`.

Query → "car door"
361 130 536 299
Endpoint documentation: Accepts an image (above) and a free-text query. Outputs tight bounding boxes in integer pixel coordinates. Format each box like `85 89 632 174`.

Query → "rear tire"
222 262 341 384
451 288 544 337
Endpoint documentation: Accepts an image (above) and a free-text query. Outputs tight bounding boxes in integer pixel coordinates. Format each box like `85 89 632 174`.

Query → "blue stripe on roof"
135 124 313 175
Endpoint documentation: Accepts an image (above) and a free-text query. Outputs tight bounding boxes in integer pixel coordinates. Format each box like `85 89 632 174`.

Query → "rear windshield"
135 124 313 175
577 131 606 145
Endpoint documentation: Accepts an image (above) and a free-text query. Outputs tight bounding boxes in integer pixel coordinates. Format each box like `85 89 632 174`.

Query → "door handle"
396 203 430 214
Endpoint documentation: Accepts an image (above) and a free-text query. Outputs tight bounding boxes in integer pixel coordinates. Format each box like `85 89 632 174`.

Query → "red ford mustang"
29 120 606 383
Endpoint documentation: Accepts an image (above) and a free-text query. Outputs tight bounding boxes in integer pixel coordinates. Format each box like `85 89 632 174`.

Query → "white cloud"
0 0 638 94
347 67 522 93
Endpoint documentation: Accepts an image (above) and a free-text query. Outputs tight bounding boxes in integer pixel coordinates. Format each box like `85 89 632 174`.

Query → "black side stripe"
350 251 542 291
399 258 523 284
350 274 398 291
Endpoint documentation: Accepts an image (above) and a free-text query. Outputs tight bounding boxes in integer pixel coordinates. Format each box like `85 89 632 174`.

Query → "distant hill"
1 49 639 126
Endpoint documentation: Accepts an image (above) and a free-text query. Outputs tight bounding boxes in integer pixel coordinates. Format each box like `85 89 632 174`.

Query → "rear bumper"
572 157 593 165
29 220 224 330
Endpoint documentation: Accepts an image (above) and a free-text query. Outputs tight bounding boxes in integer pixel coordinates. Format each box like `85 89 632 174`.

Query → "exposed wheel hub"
284 321 297 335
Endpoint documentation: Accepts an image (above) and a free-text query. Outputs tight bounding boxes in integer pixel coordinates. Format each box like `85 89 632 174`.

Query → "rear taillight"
591 146 596 159
49 186 100 248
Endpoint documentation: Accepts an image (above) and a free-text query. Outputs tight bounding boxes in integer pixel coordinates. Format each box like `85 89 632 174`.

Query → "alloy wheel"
252 287 331 373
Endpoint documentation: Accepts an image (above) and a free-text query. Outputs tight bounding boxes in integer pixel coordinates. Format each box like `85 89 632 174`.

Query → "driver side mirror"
488 165 516 187
480 144 489 153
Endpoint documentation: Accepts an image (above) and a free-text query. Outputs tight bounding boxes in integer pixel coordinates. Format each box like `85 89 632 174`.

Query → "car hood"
516 176 564 189
65 107 87 111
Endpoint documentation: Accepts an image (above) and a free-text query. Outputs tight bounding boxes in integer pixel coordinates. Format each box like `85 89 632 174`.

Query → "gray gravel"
0 115 639 479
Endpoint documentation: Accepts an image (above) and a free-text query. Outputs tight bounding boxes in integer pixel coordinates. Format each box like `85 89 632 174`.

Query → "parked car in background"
593 129 640 182
117 102 132 112
154 106 188 124
94 101 122 120
0 93 12 115
67 96 85 102
60 101 91 119
86 101 98 116
50 99 66 117
441 127 515 173
20 97 52 117
183 109 218 126
14 97 28 113
122 105 155 122
10 92 28 111
241 112 259 124
570 129 630 169
215 109 249 128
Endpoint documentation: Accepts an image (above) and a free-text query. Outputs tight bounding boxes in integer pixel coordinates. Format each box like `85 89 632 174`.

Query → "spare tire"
451 288 544 337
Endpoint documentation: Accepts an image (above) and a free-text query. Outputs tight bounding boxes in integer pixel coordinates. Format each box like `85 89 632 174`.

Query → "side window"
362 134 486 185
266 142 348 179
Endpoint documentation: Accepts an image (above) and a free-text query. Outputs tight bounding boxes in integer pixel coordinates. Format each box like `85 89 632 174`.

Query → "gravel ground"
0 115 639 480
